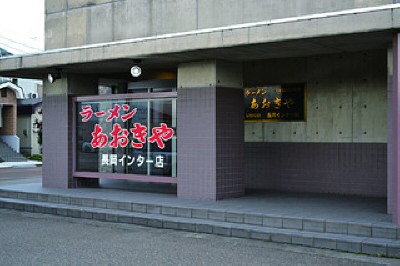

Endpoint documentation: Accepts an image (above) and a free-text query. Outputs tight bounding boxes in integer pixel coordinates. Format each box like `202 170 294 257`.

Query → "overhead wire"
0 42 26 53
0 34 43 51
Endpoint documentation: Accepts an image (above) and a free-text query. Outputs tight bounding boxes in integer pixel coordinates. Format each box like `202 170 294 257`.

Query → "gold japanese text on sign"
244 84 306 122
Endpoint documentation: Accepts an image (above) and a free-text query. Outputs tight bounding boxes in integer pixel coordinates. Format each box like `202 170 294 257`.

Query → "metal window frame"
72 92 177 184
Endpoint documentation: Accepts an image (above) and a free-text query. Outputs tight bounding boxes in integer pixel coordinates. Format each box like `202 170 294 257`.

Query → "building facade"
1 0 400 223
0 81 24 153
17 98 42 156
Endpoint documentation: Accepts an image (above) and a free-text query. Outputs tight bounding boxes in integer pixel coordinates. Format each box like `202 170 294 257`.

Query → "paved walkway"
0 181 389 225
0 161 42 169
1 179 398 257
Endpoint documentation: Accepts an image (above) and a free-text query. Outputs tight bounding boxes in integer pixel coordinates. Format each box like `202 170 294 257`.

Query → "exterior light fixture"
130 65 142 78
47 73 61 84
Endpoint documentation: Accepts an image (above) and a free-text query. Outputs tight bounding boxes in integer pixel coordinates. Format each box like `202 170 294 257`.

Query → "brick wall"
177 87 244 200
42 94 70 188
177 87 217 200
216 88 244 199
245 142 387 197
42 94 98 188
0 88 17 135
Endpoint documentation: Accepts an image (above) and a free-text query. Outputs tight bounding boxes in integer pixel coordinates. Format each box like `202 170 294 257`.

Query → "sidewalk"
0 161 42 169
1 181 399 257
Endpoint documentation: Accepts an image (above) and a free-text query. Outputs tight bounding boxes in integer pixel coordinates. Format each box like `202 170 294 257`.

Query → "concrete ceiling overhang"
0 4 399 79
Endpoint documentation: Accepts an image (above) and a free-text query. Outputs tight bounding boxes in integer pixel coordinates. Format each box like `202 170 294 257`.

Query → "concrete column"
392 34 400 224
388 46 393 214
42 74 98 189
177 60 244 200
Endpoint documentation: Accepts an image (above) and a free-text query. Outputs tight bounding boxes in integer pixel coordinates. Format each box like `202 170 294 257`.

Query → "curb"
1 197 399 258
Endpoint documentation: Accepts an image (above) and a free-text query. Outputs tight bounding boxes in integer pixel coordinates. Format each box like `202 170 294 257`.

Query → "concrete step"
0 196 399 258
0 189 398 242
0 141 27 162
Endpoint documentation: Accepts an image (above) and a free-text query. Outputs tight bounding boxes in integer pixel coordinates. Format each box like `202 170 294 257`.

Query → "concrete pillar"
42 74 98 189
177 60 244 200
388 46 393 214
392 34 400 224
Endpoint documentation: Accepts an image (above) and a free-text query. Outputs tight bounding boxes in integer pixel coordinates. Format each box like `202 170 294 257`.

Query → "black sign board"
244 83 306 122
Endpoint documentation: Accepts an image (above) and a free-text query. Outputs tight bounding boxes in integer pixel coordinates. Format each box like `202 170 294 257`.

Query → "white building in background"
17 97 42 155
15 78 43 156
17 78 42 99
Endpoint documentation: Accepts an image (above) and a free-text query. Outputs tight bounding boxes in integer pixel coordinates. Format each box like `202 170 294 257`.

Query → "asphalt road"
0 209 399 266
0 167 41 185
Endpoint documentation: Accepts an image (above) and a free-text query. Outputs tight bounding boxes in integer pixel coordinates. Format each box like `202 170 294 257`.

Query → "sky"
0 0 44 54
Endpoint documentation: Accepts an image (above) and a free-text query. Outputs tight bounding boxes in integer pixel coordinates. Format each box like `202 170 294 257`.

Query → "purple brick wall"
43 95 98 189
42 94 71 188
216 88 244 199
177 87 244 200
245 142 387 197
177 87 217 200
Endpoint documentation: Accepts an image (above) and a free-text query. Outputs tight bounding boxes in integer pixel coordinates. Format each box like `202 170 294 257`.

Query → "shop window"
75 97 177 178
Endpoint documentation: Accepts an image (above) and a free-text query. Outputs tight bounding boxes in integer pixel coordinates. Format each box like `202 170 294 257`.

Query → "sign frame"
72 92 177 184
244 83 307 123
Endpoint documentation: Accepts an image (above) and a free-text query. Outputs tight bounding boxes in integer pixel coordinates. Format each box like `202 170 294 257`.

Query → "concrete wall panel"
245 122 263 142
66 8 88 47
178 61 216 88
354 0 392 8
244 50 387 143
316 10 393 36
68 0 112 9
264 122 307 143
45 0 395 49
245 57 306 85
314 82 335 141
394 8 400 28
113 0 152 41
46 0 67 13
198 0 245 29
45 12 67 50
305 83 319 140
352 77 387 142
88 4 113 44
151 0 197 36
333 82 353 141
197 0 393 30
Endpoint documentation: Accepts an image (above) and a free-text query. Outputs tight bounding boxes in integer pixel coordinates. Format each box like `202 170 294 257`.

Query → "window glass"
76 98 176 177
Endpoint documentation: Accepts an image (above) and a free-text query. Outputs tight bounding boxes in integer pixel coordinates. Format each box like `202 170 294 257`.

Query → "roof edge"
2 3 400 60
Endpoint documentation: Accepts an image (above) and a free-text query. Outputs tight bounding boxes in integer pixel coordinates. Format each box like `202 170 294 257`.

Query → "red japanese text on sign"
148 123 174 149
80 105 93 122
91 124 108 148
81 104 174 149
130 123 147 149
79 104 138 122
106 104 121 122
109 123 129 148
